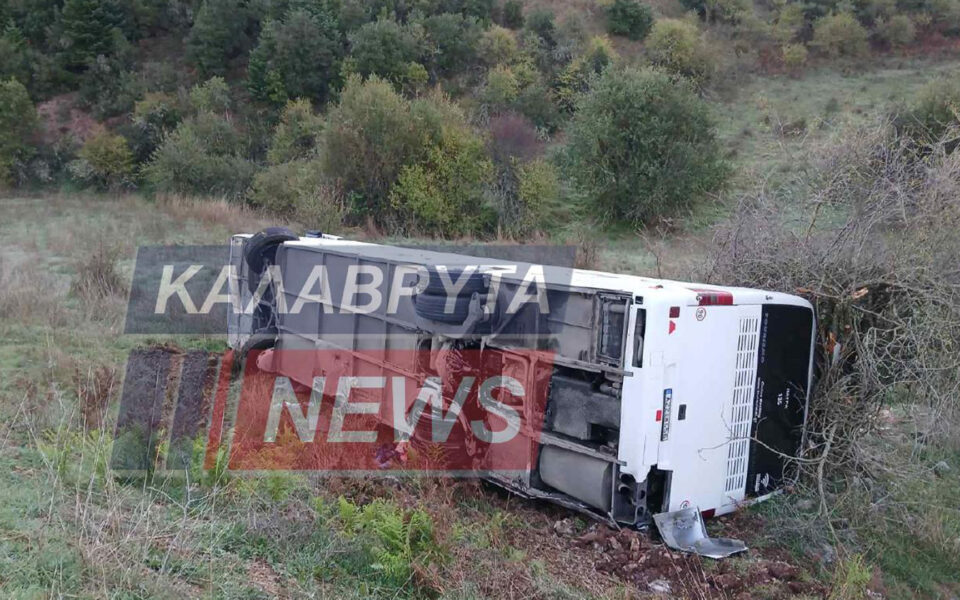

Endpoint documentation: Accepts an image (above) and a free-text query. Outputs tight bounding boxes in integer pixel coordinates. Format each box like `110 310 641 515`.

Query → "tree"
248 7 342 105
645 18 715 86
502 0 523 28
605 0 654 41
187 0 261 77
59 0 127 70
565 67 727 224
812 12 869 57
319 75 493 234
267 98 324 164
144 111 255 198
0 78 36 185
346 18 423 83
419 13 481 76
77 131 134 189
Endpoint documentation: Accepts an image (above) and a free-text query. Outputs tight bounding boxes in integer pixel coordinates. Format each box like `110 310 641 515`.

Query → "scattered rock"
648 579 671 594
553 518 574 536
933 461 950 478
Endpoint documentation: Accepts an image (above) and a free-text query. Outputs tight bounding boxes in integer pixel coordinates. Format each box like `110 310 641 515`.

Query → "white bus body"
228 230 816 526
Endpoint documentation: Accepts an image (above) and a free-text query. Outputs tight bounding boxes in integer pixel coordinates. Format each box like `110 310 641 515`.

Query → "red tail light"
690 289 733 306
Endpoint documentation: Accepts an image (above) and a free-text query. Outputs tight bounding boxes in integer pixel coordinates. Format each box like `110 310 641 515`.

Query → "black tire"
244 226 298 281
414 292 484 324
418 266 487 295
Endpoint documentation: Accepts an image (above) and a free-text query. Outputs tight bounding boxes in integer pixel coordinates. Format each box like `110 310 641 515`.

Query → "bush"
525 8 556 46
895 78 960 146
347 18 424 84
555 35 617 111
249 160 344 229
481 65 519 110
511 157 561 235
812 13 870 57
782 43 809 71
336 498 445 590
390 126 494 236
605 0 654 41
645 18 715 86
420 13 482 76
773 2 806 43
565 66 727 224
144 112 255 198
186 0 261 77
0 78 36 186
125 91 184 163
320 76 493 234
247 7 342 105
502 0 524 28
267 99 323 165
874 14 915 47
479 25 518 65
189 76 231 113
76 131 134 189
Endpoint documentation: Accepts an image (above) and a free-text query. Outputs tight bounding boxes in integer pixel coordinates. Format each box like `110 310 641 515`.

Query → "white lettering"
341 265 383 314
155 264 202 314
264 376 325 443
471 376 523 444
328 376 384 442
289 265 334 314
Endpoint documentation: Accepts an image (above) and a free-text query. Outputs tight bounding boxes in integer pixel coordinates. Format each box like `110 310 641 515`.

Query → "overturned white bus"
227 227 815 531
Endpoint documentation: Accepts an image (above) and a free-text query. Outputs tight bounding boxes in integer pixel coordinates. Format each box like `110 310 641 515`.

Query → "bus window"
632 308 646 368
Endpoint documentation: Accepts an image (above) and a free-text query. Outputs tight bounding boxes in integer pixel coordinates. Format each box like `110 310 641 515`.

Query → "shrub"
895 78 960 146
512 157 561 235
773 2 806 43
247 8 342 105
503 0 524 28
420 13 482 75
267 99 323 165
144 112 255 198
525 8 556 46
481 65 519 109
565 66 727 224
347 18 423 84
874 14 915 47
555 35 618 111
645 18 715 86
189 76 231 114
336 498 445 590
0 78 36 186
125 92 184 163
186 0 261 77
319 75 416 215
479 25 518 65
77 131 134 189
320 76 492 234
812 13 870 57
782 42 809 71
605 0 654 41
249 160 344 229
390 132 493 236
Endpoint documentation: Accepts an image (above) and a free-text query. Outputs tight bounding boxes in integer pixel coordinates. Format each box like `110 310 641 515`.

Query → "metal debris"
653 507 747 559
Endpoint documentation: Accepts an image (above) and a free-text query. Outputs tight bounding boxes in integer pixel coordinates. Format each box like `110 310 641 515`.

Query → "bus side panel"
746 305 814 497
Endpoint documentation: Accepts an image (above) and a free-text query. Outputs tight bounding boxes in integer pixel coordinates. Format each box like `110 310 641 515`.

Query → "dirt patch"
35 93 104 148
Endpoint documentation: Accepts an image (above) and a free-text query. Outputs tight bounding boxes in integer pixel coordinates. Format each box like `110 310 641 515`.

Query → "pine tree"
59 0 126 70
247 7 342 105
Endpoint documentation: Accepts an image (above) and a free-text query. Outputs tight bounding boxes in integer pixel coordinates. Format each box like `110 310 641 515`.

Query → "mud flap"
653 507 747 559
